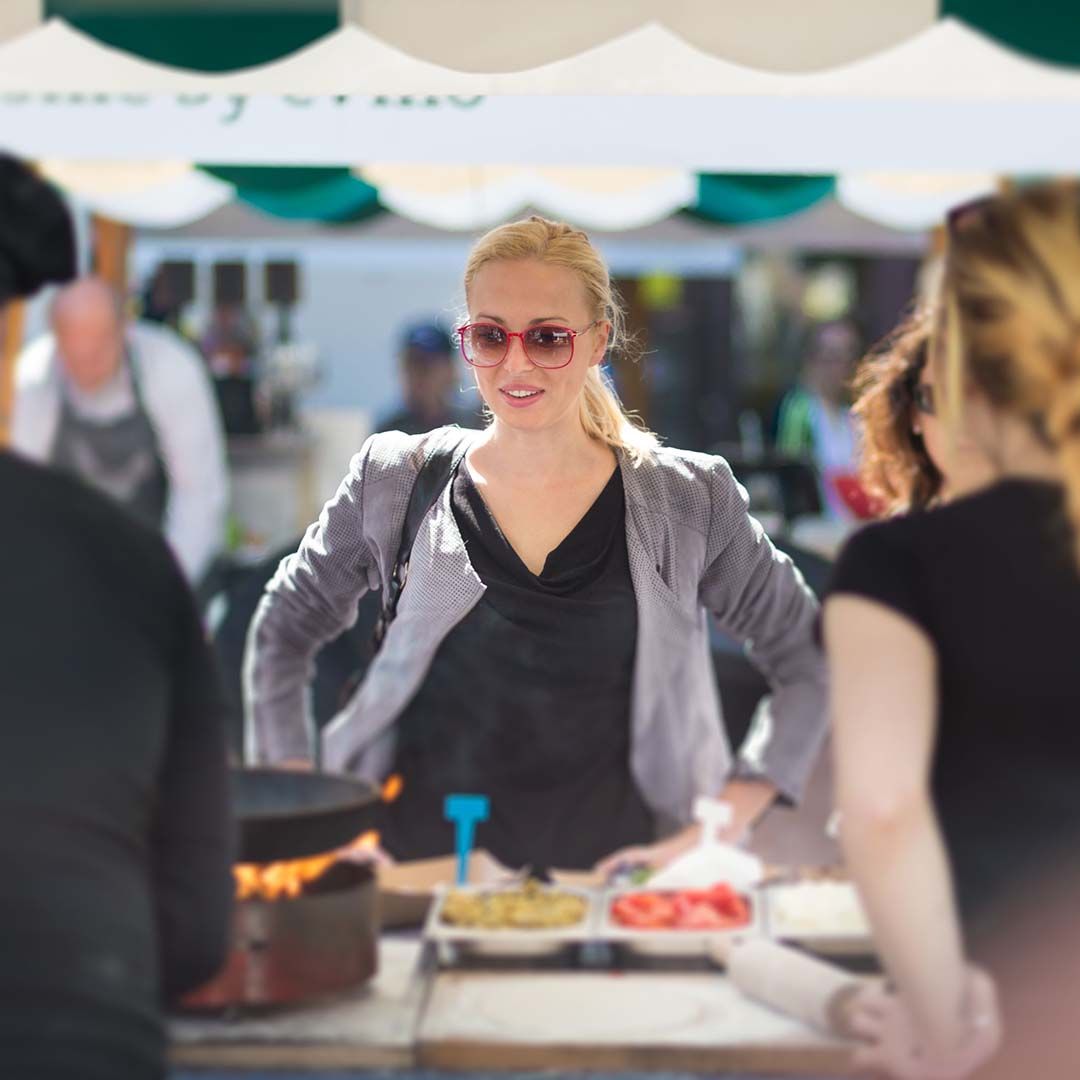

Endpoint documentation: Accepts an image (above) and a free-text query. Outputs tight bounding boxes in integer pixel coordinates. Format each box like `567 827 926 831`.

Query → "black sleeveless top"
381 465 653 871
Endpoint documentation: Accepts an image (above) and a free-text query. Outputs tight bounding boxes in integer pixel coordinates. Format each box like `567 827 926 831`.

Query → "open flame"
234 774 402 902
234 830 381 901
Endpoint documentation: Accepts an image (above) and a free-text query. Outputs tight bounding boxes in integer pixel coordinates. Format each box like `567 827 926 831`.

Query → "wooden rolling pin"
713 937 867 1038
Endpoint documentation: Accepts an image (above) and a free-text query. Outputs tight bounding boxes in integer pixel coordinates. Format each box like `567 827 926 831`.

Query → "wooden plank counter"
417 970 855 1076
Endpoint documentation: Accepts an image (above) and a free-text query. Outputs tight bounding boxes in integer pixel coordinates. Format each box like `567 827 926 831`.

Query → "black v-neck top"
381 465 653 870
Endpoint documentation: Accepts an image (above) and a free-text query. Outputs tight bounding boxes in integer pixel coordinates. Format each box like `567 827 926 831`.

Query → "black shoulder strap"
372 427 475 651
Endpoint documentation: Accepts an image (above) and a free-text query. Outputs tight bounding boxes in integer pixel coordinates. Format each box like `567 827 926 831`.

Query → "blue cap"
402 320 452 358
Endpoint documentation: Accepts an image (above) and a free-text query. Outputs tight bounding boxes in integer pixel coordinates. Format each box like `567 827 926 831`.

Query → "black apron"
50 348 169 531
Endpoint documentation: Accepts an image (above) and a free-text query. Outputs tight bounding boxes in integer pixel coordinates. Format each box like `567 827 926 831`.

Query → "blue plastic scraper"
444 794 490 885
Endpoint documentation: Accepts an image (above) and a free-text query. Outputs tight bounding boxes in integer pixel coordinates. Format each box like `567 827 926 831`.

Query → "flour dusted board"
417 971 857 1074
169 939 425 1070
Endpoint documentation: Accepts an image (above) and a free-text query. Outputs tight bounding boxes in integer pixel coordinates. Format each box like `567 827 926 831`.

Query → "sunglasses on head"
944 180 1070 236
946 193 997 235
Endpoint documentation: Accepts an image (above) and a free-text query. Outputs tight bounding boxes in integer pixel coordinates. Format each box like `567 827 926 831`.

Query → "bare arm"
825 594 968 1052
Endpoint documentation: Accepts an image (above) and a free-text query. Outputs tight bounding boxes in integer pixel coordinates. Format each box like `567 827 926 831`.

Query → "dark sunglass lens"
915 384 936 416
463 324 507 366
524 325 573 367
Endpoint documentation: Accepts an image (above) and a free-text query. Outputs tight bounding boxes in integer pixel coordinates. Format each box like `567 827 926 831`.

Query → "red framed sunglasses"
456 320 598 369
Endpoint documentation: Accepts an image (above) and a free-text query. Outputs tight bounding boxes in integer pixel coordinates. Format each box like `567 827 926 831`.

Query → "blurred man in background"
374 319 481 435
11 277 228 588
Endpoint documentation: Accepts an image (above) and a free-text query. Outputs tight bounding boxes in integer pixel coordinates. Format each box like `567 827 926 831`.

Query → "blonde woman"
246 217 825 871
826 182 1080 1077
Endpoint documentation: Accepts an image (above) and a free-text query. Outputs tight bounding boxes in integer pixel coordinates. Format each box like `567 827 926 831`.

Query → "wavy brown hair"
852 308 943 514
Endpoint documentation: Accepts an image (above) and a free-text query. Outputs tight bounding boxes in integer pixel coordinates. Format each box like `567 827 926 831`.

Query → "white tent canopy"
0 18 1079 171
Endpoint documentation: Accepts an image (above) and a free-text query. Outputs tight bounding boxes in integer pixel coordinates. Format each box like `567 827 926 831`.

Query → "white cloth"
11 321 229 584
809 395 858 520
809 396 857 474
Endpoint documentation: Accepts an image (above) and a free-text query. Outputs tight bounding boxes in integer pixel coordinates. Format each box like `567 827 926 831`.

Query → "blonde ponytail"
941 180 1080 568
579 365 657 465
463 215 659 464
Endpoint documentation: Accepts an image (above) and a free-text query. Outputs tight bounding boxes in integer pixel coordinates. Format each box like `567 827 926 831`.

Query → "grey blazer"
244 427 827 827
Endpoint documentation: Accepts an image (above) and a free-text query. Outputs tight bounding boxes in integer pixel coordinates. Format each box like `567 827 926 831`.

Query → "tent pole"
0 299 27 447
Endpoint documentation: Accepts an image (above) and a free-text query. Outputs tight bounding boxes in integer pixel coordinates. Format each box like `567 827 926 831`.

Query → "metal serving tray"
760 880 874 957
423 883 600 958
598 887 763 959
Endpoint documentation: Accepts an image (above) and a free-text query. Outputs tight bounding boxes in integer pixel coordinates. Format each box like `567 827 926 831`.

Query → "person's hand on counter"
594 822 701 880
846 968 1001 1079
594 778 779 879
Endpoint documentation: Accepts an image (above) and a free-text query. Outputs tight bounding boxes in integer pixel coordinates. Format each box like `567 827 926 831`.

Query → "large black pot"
232 768 381 863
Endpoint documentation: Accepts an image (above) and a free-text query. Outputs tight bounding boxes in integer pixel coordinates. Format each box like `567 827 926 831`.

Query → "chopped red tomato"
611 886 751 931
611 891 677 928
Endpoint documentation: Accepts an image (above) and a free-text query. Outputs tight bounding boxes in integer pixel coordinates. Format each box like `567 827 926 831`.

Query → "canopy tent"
0 13 1053 233
1 17 1080 176
29 1 1080 75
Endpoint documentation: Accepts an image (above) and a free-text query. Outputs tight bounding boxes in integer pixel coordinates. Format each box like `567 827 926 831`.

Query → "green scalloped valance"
687 174 835 225
199 166 382 223
44 3 337 71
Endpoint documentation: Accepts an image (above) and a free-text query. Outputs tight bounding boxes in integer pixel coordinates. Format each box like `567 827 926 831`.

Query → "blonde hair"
938 180 1080 566
463 216 658 464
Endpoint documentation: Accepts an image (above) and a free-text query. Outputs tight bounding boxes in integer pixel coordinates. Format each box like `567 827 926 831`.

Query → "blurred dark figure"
140 264 183 331
0 154 232 1080
202 302 262 436
775 318 864 517
374 320 481 435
